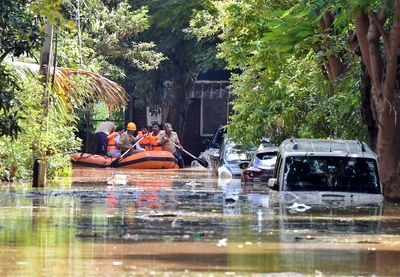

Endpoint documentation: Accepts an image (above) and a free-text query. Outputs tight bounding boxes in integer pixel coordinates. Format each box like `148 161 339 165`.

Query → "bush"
0 74 81 181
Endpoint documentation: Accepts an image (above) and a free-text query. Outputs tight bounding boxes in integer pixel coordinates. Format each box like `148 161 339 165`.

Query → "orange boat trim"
72 151 179 169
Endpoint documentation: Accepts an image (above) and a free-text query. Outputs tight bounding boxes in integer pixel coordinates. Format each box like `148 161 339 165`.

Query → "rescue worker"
137 126 152 151
94 119 115 155
157 123 184 168
149 123 162 151
118 122 145 156
107 126 124 157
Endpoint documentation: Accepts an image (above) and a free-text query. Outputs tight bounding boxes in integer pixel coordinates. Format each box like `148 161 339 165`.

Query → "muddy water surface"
1 166 400 276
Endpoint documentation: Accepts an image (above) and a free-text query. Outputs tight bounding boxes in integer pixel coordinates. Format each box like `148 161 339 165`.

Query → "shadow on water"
0 166 400 275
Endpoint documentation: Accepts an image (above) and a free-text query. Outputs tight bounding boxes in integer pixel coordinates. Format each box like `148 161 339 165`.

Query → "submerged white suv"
268 138 384 205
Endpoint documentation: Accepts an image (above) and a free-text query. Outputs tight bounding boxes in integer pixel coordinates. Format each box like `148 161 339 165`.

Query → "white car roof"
279 138 376 159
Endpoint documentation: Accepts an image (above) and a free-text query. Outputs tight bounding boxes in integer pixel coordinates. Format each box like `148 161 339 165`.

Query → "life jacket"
107 132 119 151
139 132 152 151
149 131 162 151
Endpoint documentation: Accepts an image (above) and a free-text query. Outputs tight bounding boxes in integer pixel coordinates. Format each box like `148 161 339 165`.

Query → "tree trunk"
161 41 195 137
162 72 193 136
375 96 400 200
319 12 346 80
354 5 400 200
33 23 53 188
360 64 377 150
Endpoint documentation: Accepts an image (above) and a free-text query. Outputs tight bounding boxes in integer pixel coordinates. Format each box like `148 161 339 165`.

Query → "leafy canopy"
189 0 366 145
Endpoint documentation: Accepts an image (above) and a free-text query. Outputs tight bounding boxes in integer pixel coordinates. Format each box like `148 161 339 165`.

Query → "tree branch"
319 12 345 80
365 12 384 96
355 14 372 76
377 5 387 22
368 11 390 55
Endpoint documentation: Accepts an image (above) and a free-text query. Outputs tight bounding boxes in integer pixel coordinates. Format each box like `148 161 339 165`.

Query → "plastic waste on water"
218 165 233 179
288 202 311 212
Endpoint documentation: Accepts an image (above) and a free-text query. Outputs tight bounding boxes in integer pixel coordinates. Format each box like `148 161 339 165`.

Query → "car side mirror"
268 178 278 190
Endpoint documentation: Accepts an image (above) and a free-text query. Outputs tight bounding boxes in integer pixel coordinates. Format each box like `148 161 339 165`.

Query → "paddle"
168 140 209 168
110 135 146 167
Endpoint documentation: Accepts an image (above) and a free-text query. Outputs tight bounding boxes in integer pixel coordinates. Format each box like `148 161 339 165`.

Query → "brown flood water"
1 166 400 276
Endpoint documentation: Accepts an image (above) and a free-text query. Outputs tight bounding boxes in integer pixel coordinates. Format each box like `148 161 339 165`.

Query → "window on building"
201 97 228 136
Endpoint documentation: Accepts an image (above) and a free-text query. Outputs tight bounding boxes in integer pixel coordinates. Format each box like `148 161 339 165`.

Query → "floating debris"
112 261 123 266
288 202 311 212
218 165 232 179
147 213 177 218
105 173 127 186
217 238 228 247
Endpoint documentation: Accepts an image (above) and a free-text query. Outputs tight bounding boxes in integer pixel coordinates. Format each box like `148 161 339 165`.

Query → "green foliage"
57 0 165 75
90 3 166 71
129 0 225 118
190 0 366 146
90 102 125 128
0 74 81 181
0 0 43 62
33 0 73 27
0 65 23 139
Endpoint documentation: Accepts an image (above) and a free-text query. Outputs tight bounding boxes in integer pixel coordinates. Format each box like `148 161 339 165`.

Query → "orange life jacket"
149 132 162 151
107 132 119 151
139 133 152 151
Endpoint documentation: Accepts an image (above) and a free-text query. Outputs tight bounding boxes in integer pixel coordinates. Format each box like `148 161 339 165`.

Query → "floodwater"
1 167 400 276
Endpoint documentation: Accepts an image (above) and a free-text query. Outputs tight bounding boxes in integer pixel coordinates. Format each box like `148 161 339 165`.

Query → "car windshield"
225 147 248 162
252 151 277 167
283 156 381 194
224 141 255 162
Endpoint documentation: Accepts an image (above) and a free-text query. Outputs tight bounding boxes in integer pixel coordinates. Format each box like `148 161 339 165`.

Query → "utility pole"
33 23 53 187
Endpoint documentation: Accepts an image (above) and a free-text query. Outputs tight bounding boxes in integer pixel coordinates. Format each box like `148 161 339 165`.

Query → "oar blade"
110 157 121 167
196 157 209 168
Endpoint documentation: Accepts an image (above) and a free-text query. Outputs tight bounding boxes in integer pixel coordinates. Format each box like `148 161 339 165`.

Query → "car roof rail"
356 139 366 152
290 137 298 150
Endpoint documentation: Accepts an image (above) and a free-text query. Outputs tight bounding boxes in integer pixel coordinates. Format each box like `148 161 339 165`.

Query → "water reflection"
0 169 400 275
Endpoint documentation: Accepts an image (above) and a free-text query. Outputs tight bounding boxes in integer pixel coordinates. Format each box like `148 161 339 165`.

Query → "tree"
349 1 400 200
57 0 165 76
189 0 365 143
0 0 42 139
190 0 400 200
0 65 23 139
129 0 224 135
0 0 135 182
0 0 42 62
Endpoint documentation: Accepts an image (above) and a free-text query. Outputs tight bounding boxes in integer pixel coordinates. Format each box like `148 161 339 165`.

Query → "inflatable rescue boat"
72 151 179 169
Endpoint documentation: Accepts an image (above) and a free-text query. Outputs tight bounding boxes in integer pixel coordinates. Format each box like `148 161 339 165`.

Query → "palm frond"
52 67 126 111
5 58 126 111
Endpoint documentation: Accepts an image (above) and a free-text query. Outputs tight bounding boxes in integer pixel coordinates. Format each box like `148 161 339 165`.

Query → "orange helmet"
127 122 137 131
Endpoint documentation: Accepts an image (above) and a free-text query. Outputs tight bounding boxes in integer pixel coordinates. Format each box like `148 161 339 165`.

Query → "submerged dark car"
193 127 225 168
203 127 225 150
242 146 278 183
